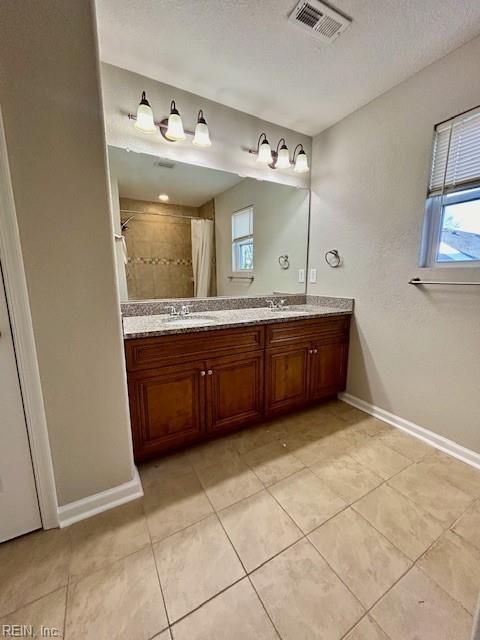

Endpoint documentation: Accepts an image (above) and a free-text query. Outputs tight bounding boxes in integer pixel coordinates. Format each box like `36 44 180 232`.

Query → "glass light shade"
294 149 309 173
276 145 291 169
257 140 273 164
165 112 186 141
135 100 156 133
193 121 211 147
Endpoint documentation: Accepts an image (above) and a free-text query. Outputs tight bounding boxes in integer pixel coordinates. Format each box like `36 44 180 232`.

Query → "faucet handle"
166 305 179 316
266 299 276 309
181 304 192 315
278 299 286 308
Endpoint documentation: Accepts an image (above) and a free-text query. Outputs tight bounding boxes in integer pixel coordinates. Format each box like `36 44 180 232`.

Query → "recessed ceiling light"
158 194 169 202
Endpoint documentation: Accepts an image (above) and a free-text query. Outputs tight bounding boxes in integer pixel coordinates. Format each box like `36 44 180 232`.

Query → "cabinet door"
265 344 311 416
310 341 347 401
206 351 264 434
128 361 205 461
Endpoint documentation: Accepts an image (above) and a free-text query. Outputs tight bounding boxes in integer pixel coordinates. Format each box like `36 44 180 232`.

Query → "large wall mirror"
108 146 310 300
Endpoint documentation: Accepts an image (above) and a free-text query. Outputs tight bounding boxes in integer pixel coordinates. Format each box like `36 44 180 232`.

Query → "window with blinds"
231 206 253 271
429 106 480 196
421 105 480 267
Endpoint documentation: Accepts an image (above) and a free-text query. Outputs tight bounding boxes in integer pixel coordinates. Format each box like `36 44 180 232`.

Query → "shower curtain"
191 219 214 297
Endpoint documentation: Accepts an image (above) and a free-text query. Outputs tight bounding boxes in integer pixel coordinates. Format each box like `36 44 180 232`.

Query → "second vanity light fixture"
130 91 212 147
250 133 309 173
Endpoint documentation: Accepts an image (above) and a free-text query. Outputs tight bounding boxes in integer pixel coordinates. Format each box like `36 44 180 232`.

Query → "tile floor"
1 400 479 639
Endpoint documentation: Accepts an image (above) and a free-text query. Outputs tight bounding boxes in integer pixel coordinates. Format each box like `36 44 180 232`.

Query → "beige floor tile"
0 528 70 617
153 514 244 622
251 539 364 640
188 438 240 473
231 423 282 454
269 468 346 533
66 546 167 640
371 566 472 640
421 450 480 498
388 462 473 527
152 630 171 640
0 588 66 638
346 415 391 437
417 530 480 614
144 470 212 542
309 508 411 608
452 501 480 551
354 484 444 560
287 429 352 465
349 439 411 480
218 490 302 571
242 441 304 486
377 429 432 461
310 453 383 503
195 455 263 511
344 615 390 640
69 499 150 581
171 578 278 640
140 451 193 489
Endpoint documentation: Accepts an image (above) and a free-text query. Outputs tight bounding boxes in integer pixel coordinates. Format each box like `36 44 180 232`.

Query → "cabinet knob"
309 349 313 354
200 370 206 377
207 369 213 376
313 349 318 354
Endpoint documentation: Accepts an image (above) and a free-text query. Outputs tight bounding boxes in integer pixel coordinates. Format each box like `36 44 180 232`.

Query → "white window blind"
232 207 253 240
429 105 480 196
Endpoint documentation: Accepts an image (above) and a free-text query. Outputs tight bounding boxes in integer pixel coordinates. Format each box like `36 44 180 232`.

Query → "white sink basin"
164 315 218 327
269 306 309 315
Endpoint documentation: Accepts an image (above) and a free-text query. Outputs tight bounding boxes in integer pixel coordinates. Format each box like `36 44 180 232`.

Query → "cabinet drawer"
125 325 265 371
266 316 349 348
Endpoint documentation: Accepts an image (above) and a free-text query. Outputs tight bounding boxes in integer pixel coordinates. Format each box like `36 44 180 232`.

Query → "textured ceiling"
96 0 480 136
108 146 242 206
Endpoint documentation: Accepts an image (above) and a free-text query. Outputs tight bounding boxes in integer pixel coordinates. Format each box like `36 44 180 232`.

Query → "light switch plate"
298 268 305 283
309 268 317 283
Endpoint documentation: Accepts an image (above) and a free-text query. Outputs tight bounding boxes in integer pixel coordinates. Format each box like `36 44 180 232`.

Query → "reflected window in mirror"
232 206 254 272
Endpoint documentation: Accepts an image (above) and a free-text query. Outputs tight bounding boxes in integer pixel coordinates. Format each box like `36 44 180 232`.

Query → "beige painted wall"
100 63 311 190
215 178 310 296
308 36 480 453
0 0 135 504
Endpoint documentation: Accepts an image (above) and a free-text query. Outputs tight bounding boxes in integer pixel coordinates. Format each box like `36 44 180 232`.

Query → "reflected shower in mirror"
108 146 310 300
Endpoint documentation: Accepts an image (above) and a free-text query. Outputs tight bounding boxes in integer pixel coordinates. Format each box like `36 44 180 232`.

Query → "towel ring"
278 255 290 270
325 249 341 268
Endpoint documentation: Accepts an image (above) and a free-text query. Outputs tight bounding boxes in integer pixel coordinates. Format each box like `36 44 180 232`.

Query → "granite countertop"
123 304 353 339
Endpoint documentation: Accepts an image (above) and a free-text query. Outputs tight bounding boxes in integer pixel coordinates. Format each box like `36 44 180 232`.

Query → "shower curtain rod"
119 209 209 221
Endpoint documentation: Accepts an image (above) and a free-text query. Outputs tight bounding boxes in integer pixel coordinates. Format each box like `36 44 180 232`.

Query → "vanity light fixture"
293 143 309 174
158 194 169 202
248 135 309 173
134 91 156 133
275 138 291 169
128 92 212 148
165 100 186 141
256 133 273 164
193 110 212 147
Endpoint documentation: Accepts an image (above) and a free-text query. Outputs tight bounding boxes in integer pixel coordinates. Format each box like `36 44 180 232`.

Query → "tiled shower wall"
121 197 214 299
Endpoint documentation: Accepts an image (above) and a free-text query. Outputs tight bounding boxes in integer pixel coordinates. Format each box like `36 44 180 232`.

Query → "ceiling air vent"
288 0 351 44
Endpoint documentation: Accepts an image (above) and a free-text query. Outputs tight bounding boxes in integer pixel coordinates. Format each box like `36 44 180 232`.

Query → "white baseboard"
57 468 144 528
339 392 480 471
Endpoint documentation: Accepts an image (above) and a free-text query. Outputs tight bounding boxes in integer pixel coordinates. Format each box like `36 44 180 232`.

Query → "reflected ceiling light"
134 91 156 133
165 100 186 141
256 133 273 164
193 109 212 147
276 138 291 169
293 144 309 173
158 194 169 202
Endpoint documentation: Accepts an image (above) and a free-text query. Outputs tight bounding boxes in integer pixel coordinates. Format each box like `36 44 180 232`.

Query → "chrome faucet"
266 298 287 311
166 304 192 317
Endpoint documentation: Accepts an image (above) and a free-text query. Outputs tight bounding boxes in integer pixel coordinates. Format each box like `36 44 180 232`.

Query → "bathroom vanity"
123 301 352 461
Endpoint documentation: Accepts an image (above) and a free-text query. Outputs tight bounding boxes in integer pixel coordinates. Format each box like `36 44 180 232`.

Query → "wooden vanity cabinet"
125 316 350 461
265 316 350 417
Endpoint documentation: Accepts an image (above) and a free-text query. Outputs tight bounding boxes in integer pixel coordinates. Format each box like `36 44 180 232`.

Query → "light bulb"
276 144 291 169
294 149 309 173
134 91 156 133
165 100 186 141
158 194 169 202
193 111 211 147
257 138 273 164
